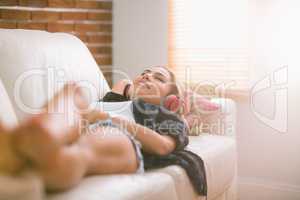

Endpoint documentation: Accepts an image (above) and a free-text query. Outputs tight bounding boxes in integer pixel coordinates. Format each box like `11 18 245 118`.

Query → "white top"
91 101 135 122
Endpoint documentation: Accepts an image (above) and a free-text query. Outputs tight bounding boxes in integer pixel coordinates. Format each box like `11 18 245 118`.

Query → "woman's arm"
112 117 176 156
83 110 176 156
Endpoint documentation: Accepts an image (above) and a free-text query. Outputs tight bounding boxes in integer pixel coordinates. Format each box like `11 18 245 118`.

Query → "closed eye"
155 75 166 83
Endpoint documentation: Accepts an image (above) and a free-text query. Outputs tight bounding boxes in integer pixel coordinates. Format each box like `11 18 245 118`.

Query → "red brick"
75 23 98 32
87 12 112 21
17 22 47 30
94 55 112 65
48 0 75 8
99 67 113 77
47 22 74 32
99 24 112 32
61 12 87 20
0 21 17 29
98 66 112 77
105 78 112 87
75 0 112 10
0 0 18 6
19 0 47 7
88 34 112 43
100 68 113 76
73 33 88 42
31 11 61 21
103 72 112 80
87 45 112 54
75 22 111 33
1 10 31 20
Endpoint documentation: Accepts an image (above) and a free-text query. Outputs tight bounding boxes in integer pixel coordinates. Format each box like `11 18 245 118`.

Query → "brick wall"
0 0 113 86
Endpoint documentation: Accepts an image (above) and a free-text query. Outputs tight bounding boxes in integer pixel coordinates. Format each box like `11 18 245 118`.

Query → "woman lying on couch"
0 66 191 191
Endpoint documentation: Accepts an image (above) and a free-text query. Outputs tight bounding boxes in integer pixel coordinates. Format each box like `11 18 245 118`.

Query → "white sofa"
0 29 237 200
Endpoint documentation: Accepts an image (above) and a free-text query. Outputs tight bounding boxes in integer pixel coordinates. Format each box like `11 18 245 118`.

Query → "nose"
142 72 151 80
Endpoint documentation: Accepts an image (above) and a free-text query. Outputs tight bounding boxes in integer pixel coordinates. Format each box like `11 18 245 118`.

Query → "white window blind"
168 0 249 89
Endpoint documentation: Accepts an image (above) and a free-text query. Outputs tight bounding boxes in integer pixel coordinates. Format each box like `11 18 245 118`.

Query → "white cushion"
0 79 18 128
153 135 236 200
47 134 236 200
0 28 110 120
47 172 178 200
152 165 199 200
188 135 236 200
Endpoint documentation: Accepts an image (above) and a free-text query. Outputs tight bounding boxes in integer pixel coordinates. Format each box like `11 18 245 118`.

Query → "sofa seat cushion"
188 135 236 200
151 165 199 200
152 134 236 200
47 135 236 200
47 172 178 200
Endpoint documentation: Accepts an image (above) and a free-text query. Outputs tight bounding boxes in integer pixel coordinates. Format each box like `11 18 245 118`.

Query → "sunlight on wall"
238 0 300 195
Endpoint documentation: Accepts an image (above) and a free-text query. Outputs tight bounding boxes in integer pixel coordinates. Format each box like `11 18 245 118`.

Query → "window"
168 0 249 89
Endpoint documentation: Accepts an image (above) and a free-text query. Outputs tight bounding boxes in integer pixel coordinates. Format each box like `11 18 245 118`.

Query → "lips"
138 80 151 89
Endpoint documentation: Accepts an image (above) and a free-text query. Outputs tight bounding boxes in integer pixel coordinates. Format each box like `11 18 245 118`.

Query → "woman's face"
132 67 174 105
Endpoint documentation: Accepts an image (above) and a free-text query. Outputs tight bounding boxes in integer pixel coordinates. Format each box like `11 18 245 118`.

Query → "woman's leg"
14 120 138 191
80 127 139 175
0 123 25 174
8 83 138 191
41 130 139 191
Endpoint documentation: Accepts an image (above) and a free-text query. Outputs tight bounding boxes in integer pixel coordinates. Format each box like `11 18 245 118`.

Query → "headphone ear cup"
164 95 181 112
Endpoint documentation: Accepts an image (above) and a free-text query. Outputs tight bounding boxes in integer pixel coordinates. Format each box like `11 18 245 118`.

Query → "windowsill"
215 87 250 102
182 82 250 103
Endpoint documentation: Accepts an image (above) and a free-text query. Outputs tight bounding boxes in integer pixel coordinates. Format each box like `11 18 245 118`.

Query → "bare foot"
0 124 25 174
43 82 89 145
13 83 89 169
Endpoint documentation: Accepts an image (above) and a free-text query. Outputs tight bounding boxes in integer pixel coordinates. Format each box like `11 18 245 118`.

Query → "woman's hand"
112 117 176 156
84 108 177 156
111 79 132 97
83 110 110 124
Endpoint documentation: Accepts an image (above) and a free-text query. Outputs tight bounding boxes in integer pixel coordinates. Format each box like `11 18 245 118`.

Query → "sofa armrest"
211 98 237 137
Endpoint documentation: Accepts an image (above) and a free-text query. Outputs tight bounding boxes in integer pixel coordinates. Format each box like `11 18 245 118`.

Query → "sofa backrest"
0 29 110 120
